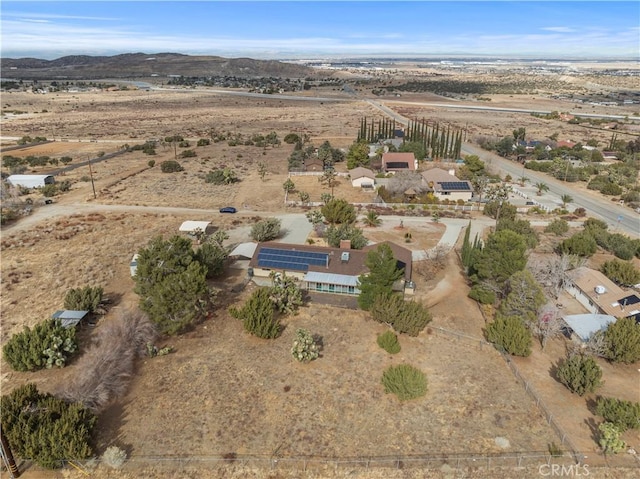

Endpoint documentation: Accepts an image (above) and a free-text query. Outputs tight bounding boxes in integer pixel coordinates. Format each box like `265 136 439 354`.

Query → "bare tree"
530 305 564 351
385 171 426 196
528 254 585 300
584 330 609 358
414 244 449 278
56 308 157 413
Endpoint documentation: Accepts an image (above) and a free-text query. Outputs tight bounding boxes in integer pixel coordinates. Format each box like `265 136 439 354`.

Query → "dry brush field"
1 77 639 478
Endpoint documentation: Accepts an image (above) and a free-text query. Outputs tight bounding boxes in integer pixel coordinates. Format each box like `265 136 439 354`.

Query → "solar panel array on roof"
438 181 471 191
617 294 640 306
257 247 329 272
385 162 409 169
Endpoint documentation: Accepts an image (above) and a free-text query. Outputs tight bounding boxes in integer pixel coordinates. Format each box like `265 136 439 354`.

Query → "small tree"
556 353 602 396
485 314 532 357
257 161 267 181
229 288 280 339
283 178 296 195
599 422 626 454
560 194 573 208
535 182 549 196
321 198 356 224
357 244 404 310
595 397 640 432
291 329 319 362
64 285 104 313
318 168 339 196
1 383 96 469
250 218 281 242
325 223 368 249
557 232 597 257
603 316 640 364
298 191 310 205
381 364 427 401
600 259 640 287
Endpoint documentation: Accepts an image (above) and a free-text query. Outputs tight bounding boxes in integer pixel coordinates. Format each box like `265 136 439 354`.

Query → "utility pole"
88 156 96 199
1 427 21 478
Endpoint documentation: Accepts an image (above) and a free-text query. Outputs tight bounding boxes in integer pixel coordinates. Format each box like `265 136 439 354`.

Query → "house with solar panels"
566 267 640 323
381 152 417 173
421 168 473 202
249 241 413 296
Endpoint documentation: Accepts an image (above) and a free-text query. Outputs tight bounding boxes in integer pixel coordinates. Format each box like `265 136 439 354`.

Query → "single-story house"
562 314 617 342
7 174 55 188
602 151 619 161
565 267 640 321
304 158 325 172
249 241 412 296
179 220 211 235
348 167 375 188
382 152 417 173
421 167 473 202
51 310 89 329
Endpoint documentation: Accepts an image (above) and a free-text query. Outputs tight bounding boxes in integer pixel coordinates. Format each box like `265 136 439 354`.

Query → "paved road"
461 143 639 237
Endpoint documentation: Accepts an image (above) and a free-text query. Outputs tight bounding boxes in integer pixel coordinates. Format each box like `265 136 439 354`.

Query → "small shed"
229 242 258 260
562 314 616 342
130 253 139 277
179 220 211 234
7 174 55 188
51 310 89 329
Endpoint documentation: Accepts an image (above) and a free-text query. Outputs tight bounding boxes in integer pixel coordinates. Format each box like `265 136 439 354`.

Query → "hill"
0 52 318 80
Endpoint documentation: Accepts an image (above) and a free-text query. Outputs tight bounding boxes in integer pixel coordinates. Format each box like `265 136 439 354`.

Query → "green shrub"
556 353 602 396
544 218 569 236
197 138 210 147
370 294 432 336
599 422 626 454
160 160 183 173
64 285 103 313
1 384 96 469
557 231 597 257
41 184 58 197
596 397 640 432
600 259 640 287
485 314 531 357
604 317 640 364
147 159 156 167
3 319 77 371
291 329 319 362
250 218 281 242
180 149 196 158
381 364 427 401
377 330 401 354
229 288 280 339
468 284 496 305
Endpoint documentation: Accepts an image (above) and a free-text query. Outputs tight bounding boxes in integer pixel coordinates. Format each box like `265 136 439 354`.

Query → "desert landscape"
1 56 639 479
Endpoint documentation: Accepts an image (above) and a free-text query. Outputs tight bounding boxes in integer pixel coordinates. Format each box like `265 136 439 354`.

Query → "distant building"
421 167 473 202
7 174 55 188
382 152 417 173
348 167 375 188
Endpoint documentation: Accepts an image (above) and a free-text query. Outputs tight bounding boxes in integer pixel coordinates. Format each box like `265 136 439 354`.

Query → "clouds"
1 2 638 59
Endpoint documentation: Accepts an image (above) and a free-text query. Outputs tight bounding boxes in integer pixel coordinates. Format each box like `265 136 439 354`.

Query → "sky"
1 1 639 60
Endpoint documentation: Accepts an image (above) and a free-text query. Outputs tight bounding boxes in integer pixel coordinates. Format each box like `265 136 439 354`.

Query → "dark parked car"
219 206 237 214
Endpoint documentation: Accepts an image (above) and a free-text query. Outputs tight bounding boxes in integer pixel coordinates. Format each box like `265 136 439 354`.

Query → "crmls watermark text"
539 464 590 476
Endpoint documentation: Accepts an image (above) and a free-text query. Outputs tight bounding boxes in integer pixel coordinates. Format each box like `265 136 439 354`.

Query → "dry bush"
57 308 157 413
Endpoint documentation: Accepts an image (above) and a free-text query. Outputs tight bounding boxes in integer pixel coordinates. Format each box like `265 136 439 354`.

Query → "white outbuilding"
179 220 211 234
7 174 55 188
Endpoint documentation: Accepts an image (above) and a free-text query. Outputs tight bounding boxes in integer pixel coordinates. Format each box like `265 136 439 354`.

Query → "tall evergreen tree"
358 244 405 310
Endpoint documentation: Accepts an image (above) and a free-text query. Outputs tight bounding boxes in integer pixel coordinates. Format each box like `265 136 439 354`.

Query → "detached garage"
7 174 55 188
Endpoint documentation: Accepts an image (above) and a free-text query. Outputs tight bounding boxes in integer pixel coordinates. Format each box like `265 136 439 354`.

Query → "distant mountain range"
1 52 318 80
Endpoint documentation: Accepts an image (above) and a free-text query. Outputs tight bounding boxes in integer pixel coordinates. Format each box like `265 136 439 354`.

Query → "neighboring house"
602 151 619 161
382 152 417 173
248 241 412 296
420 167 473 202
556 140 576 149
7 174 55 188
565 267 640 322
304 158 325 172
179 220 211 235
348 167 375 188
